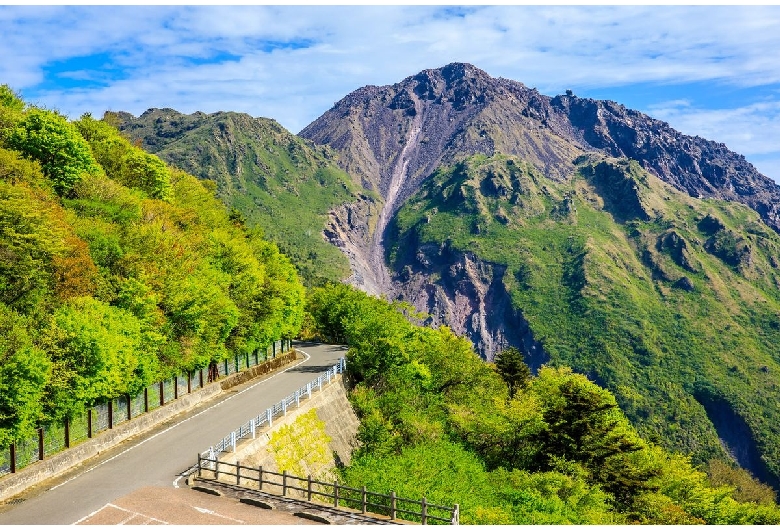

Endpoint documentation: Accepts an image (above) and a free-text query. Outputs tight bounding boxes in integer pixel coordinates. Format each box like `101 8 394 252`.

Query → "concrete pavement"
0 342 347 525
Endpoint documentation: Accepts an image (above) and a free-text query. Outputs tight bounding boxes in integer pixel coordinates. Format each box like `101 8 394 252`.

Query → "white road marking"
72 502 169 525
49 349 313 495
194 505 245 523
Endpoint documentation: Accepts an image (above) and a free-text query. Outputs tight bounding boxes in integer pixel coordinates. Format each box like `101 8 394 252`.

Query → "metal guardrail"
200 358 346 458
196 456 459 524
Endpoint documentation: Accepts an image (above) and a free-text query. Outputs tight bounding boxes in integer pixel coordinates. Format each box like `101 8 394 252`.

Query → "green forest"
305 283 780 524
387 153 780 487
0 86 305 448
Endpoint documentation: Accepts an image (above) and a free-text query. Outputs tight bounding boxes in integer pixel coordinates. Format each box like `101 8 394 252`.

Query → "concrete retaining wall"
219 376 360 481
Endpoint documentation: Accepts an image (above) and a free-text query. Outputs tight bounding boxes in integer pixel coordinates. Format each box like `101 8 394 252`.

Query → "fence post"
88 409 93 438
390 491 397 520
282 400 287 415
108 400 113 429
9 444 15 473
200 368 204 388
259 466 264 490
308 474 313 501
267 408 273 428
231 431 236 452
251 418 256 439
197 453 202 478
236 461 241 485
144 387 149 413
64 417 70 449
215 459 220 481
126 394 132 421
334 480 339 507
174 376 178 400
159 381 165 406
307 382 311 398
38 427 44 460
421 497 427 525
295 390 300 408
188 372 192 394
361 486 367 514
452 504 460 525
282 470 288 496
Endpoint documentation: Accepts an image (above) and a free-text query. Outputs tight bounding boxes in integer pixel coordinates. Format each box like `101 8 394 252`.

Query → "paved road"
0 342 347 525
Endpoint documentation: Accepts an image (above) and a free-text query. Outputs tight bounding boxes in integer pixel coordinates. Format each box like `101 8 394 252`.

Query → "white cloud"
2 5 780 181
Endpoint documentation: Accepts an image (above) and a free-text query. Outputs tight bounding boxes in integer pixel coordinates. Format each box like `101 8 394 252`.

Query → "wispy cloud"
2 5 780 179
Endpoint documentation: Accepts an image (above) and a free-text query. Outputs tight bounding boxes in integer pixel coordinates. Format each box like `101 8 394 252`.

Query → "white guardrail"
200 357 346 461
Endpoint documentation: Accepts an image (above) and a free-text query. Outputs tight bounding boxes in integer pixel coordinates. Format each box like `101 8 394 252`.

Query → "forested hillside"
387 153 780 489
0 86 305 448
305 283 780 524
109 109 366 286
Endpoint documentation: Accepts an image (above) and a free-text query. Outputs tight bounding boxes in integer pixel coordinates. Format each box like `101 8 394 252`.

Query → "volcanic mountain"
115 63 780 487
300 62 780 298
298 63 780 487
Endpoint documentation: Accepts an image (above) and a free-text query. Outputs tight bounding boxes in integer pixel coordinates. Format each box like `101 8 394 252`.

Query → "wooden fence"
196 455 459 525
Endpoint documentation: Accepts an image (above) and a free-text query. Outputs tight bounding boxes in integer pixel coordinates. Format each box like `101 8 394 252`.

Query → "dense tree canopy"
306 282 780 524
0 90 306 443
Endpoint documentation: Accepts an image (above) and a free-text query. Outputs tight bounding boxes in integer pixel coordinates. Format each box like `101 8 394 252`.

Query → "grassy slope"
387 153 780 485
111 110 362 285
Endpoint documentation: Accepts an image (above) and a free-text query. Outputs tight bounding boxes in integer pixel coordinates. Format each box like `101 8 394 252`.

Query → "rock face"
299 62 780 359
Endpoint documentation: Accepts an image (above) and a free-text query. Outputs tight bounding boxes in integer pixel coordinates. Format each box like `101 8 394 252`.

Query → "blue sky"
3 5 780 181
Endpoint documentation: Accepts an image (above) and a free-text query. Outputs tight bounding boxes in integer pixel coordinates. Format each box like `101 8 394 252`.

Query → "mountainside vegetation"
306 283 780 524
387 152 780 489
109 109 364 285
0 86 305 447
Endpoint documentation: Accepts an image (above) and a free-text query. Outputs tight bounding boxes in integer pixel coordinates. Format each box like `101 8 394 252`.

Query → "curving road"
0 342 347 525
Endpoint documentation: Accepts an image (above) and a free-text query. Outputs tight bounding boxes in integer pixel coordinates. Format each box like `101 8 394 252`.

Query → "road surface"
0 342 347 525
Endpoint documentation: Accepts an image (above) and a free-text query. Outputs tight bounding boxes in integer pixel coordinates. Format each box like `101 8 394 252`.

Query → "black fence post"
88 409 93 438
421 497 428 525
282 470 288 496
9 444 16 473
174 376 178 400
197 453 202 478
259 465 263 490
236 461 241 485
108 401 113 429
159 381 164 406
187 372 192 394
144 387 149 413
38 427 44 460
126 394 132 421
64 417 70 448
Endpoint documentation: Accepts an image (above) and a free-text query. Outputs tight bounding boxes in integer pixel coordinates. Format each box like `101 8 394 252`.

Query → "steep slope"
300 63 780 293
388 152 780 487
109 109 368 285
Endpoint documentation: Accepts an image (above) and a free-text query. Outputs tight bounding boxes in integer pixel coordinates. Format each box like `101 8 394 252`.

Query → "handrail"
199 358 346 459
196 455 459 524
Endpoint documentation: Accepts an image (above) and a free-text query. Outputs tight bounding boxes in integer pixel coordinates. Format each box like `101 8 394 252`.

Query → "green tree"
494 346 531 398
6 108 102 195
0 304 51 447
